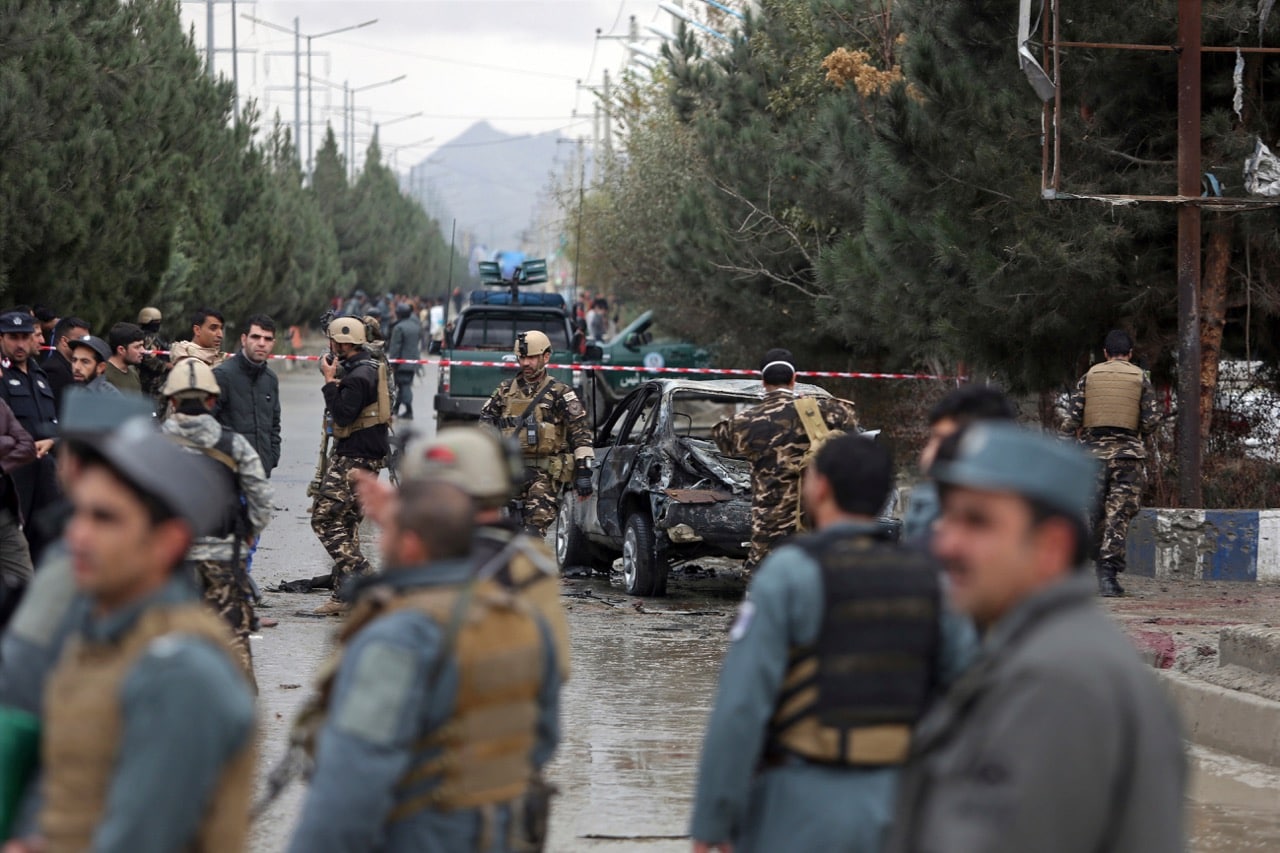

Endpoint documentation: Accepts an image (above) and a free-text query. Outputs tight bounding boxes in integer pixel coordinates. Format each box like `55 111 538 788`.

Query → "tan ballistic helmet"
327 316 368 345
515 330 552 357
161 357 221 398
137 306 163 325
401 426 521 509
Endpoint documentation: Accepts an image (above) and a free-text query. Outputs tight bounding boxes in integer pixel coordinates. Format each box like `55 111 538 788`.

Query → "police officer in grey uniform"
690 435 976 853
885 422 1186 853
0 311 59 561
2 414 255 852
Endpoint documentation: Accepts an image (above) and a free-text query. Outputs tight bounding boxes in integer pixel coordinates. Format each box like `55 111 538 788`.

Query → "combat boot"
312 598 349 617
1096 565 1125 598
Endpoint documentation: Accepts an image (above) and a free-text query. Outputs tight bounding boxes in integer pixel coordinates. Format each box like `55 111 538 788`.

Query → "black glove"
574 458 593 498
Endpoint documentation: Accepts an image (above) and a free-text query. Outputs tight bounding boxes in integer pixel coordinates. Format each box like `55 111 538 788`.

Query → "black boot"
1096 565 1125 598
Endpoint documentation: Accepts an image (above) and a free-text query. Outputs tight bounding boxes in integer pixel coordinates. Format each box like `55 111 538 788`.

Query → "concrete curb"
1127 508 1280 581
1158 670 1280 767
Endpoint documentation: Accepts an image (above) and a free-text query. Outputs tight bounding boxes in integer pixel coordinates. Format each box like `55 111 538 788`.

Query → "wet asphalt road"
248 364 1280 852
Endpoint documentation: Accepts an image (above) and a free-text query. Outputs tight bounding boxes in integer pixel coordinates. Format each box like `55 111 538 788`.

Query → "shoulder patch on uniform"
728 600 756 642
334 640 418 746
563 390 579 403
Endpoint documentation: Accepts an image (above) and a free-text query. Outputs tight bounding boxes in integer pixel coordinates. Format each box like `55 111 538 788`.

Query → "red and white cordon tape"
131 350 953 381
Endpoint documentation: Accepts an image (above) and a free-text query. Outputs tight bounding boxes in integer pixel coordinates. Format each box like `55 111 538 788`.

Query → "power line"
328 36 580 81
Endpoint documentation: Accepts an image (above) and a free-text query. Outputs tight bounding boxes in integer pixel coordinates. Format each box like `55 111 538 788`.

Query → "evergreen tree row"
575 0 1280 406
0 0 462 337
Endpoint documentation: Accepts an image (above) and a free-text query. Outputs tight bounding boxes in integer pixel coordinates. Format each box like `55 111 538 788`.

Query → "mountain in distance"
406 121 572 255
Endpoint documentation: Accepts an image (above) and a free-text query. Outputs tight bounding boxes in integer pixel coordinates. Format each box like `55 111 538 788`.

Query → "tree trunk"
1199 215 1232 439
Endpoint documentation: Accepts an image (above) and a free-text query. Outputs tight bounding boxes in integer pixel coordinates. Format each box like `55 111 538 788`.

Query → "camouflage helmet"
137 306 162 325
400 426 522 509
161 357 221 399
515 330 552 357
327 316 367 345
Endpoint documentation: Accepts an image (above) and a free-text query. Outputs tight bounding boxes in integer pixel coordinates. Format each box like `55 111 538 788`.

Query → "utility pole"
294 18 301 165
206 0 215 76
230 0 239 118
602 70 612 156
1176 0 1203 506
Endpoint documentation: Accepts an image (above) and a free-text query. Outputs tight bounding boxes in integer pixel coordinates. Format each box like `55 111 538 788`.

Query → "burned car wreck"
556 378 892 596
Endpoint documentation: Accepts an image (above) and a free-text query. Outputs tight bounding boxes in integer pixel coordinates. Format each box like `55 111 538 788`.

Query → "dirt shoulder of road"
1106 576 1280 701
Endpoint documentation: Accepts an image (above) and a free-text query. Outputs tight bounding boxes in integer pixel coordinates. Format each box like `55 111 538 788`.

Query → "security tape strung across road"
86 348 954 382
151 351 952 382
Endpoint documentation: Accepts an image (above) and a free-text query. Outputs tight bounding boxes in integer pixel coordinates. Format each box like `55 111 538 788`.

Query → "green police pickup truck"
584 309 714 420
433 259 714 425
434 259 593 424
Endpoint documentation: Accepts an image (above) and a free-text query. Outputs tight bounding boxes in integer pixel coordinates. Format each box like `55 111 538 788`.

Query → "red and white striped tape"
58 348 951 382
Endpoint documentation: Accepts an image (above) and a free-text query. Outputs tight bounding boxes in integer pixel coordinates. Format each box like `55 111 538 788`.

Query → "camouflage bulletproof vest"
41 605 254 852
1082 360 1143 431
332 356 392 439
499 376 568 459
767 529 941 767
301 579 544 819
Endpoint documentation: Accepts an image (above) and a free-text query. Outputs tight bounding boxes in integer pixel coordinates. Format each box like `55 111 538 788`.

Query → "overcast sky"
179 1 689 175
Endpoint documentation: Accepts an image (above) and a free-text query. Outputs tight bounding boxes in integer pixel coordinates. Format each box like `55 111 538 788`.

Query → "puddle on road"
1189 746 1280 851
546 571 736 850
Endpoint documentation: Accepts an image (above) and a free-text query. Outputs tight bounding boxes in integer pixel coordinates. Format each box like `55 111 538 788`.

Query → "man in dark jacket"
386 303 421 419
41 317 90 414
309 316 390 616
213 314 282 476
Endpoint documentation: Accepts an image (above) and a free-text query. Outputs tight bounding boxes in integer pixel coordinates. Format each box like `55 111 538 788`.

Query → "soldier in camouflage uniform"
1061 329 1162 597
480 330 594 538
160 357 273 688
136 305 171 403
310 316 391 616
712 349 859 576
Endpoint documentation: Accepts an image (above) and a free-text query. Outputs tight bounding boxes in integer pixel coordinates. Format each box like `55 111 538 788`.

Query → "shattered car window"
670 392 753 440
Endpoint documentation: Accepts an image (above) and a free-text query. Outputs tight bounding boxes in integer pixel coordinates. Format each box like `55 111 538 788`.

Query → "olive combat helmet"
401 426 523 510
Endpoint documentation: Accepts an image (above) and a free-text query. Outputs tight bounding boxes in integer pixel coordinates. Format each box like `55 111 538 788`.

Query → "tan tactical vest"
492 533 571 682
41 605 254 852
333 359 392 439
1082 360 1143 430
499 376 568 460
791 398 846 529
304 580 544 821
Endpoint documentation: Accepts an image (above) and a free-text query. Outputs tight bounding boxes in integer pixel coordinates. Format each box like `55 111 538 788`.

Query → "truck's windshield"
454 311 571 351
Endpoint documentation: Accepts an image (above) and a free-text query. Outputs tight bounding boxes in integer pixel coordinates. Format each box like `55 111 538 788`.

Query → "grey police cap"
0 312 36 334
930 421 1099 523
60 388 155 439
67 334 112 364
79 417 232 537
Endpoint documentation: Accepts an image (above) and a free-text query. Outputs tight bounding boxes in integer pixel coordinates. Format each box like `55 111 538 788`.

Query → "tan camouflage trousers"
1094 457 1145 572
311 455 385 599
189 558 257 692
518 469 560 537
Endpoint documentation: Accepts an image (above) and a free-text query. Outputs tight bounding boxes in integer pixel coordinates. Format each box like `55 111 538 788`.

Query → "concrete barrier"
1126 509 1280 582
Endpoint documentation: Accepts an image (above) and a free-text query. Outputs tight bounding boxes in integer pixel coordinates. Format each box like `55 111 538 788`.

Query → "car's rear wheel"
555 492 595 570
622 512 668 597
